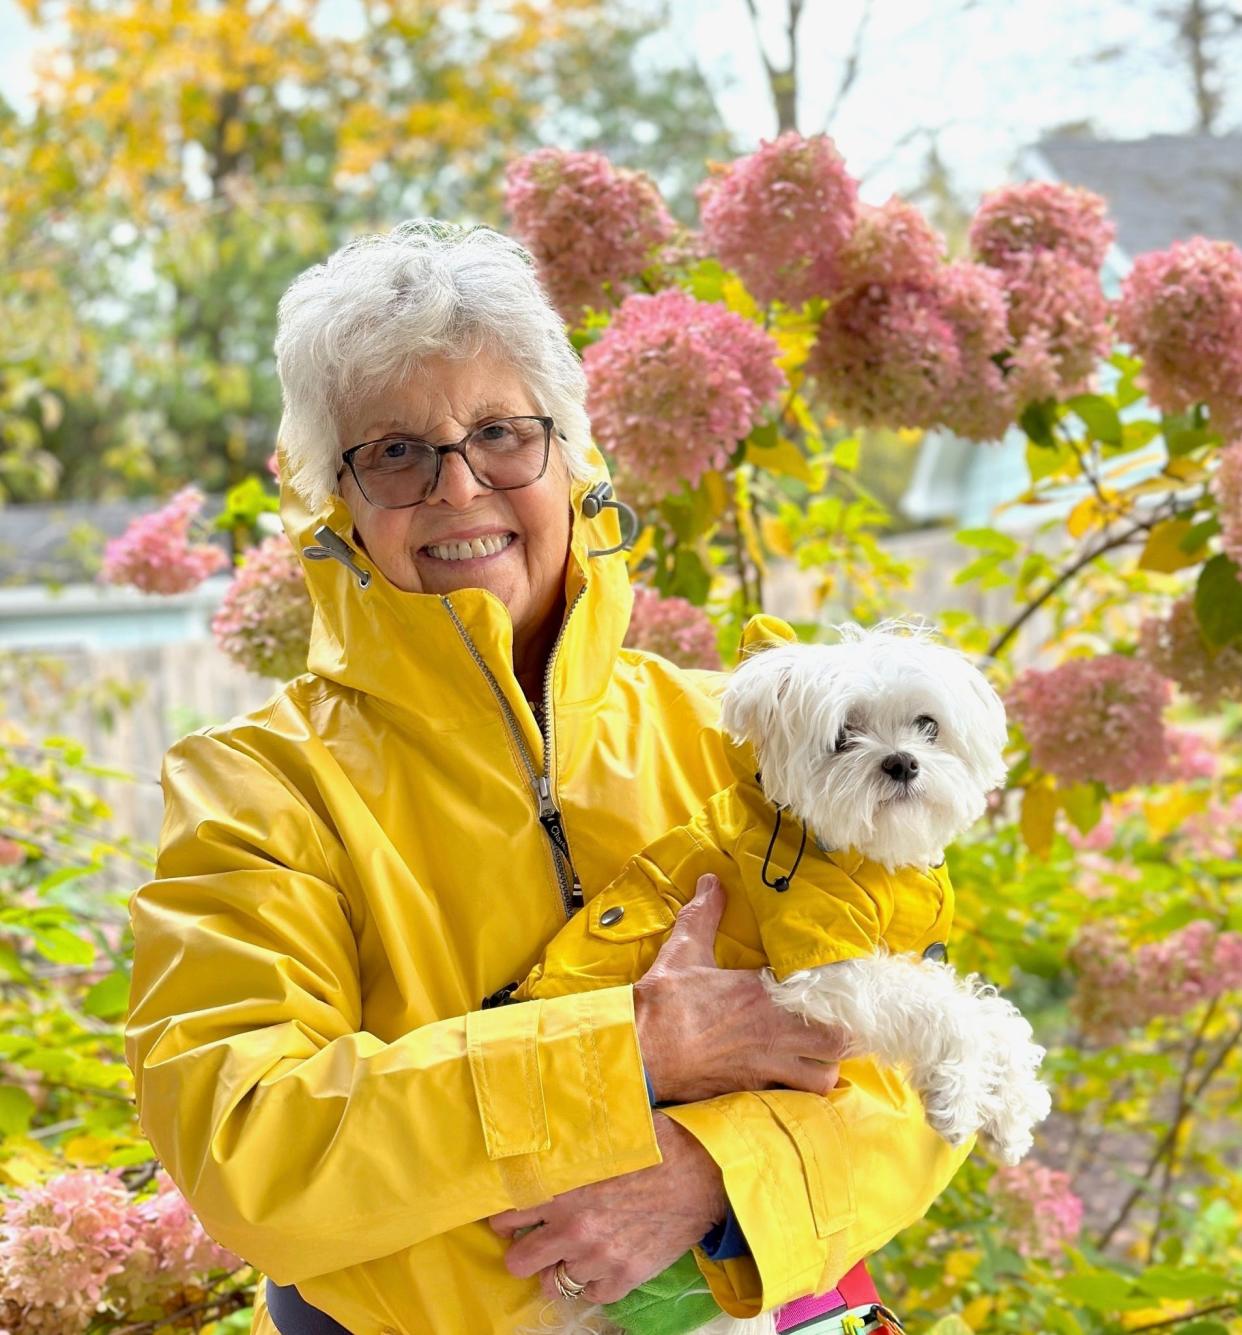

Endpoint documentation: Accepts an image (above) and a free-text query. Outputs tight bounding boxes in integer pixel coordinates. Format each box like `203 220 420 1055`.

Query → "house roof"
1033 133 1242 256
0 495 231 588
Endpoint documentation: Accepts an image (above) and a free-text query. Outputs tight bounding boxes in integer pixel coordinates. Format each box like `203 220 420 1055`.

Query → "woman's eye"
380 440 410 460
915 715 939 740
477 420 518 445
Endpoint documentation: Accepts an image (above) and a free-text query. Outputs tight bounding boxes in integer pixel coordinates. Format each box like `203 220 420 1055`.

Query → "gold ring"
553 1261 588 1300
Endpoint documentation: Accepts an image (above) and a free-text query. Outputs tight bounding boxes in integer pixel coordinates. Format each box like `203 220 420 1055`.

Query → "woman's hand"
489 1113 725 1305
634 873 849 1102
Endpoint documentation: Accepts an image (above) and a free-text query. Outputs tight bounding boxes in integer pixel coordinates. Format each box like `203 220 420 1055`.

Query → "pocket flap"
586 885 676 943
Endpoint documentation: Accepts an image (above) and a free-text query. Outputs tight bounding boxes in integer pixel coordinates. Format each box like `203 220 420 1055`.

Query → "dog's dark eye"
833 726 857 753
915 715 939 741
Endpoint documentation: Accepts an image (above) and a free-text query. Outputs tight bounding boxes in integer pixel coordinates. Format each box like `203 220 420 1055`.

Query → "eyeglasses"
339 416 562 509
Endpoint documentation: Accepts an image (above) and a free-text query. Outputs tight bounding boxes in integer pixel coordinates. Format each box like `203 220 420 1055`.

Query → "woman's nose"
426 447 488 506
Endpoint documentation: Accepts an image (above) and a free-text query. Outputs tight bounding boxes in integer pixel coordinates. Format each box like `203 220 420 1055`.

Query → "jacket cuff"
658 1092 850 1317
468 984 661 1206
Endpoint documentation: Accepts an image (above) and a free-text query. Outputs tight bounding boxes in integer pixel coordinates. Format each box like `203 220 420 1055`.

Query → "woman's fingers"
487 1207 546 1238
502 1221 567 1278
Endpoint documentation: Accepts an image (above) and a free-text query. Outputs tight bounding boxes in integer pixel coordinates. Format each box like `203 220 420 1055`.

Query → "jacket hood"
276 444 634 723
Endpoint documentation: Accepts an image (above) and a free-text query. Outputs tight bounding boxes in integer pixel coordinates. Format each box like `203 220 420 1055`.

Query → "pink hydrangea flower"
970 181 1115 271
0 1168 135 1328
993 252 1113 403
622 585 722 670
1138 595 1242 710
583 288 785 491
210 534 314 680
696 130 859 308
1006 654 1172 791
1213 440 1242 567
1177 792 1242 860
932 261 1017 440
987 1160 1084 1265
127 1168 240 1293
504 147 677 327
834 197 944 291
808 283 963 431
1070 918 1242 1041
1159 726 1218 782
1116 237 1242 437
0 837 24 867
99 487 228 595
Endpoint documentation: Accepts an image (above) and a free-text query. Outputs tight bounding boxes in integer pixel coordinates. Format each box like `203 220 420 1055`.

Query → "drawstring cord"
756 770 808 893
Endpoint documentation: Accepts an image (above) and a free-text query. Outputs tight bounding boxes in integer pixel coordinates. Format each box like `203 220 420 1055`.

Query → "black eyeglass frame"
337 415 566 510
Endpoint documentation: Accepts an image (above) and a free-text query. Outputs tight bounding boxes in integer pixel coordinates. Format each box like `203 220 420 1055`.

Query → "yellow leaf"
625 524 655 573
1066 493 1111 538
1020 780 1059 859
960 1297 993 1328
721 272 761 321
745 434 819 485
702 469 730 519
1138 518 1206 573
1142 788 1208 841
760 513 794 557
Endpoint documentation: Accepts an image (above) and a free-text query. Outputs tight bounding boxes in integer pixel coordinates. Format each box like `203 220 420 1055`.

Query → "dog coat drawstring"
760 805 807 893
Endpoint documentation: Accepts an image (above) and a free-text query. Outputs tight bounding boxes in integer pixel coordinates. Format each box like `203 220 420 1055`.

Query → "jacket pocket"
754 1088 856 1238
585 874 677 944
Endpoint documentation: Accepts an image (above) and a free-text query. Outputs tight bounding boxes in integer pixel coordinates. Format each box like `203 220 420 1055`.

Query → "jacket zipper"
442 586 587 918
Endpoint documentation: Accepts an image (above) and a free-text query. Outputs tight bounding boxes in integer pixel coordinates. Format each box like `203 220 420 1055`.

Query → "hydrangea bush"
28 130 1242 1332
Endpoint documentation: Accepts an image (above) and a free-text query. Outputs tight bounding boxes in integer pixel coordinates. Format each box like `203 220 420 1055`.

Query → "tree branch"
1096 1015 1242 1251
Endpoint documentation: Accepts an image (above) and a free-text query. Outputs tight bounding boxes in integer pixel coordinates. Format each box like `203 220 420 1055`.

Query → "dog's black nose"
881 752 919 783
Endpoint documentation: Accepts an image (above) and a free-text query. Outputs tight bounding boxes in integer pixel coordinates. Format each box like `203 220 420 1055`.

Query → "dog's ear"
722 644 796 745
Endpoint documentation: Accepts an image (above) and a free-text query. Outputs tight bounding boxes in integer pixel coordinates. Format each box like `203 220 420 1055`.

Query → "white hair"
273 218 597 513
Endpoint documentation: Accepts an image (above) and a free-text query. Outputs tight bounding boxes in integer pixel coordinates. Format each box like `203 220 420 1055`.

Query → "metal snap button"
922 941 948 963
599 906 625 926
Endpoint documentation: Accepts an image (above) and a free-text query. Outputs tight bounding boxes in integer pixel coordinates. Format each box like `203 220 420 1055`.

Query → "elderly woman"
124 220 972 1335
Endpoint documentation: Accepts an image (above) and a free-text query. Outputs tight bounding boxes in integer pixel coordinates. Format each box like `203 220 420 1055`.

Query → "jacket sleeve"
660 1074 975 1316
123 729 660 1287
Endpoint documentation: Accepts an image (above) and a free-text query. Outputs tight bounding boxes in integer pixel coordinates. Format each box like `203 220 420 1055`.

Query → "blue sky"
1 0 1235 205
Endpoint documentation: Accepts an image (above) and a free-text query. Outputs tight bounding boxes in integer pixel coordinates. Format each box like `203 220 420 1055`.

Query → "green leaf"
1020 399 1058 448
1059 783 1103 836
1058 1272 1147 1310
1067 393 1122 446
956 528 1019 557
683 257 726 304
1026 438 1073 482
1163 410 1220 457
29 925 95 966
1194 555 1242 647
1181 517 1221 551
83 968 131 1020
830 435 860 470
668 547 712 605
0 1084 36 1136
38 865 94 894
1133 1266 1231 1301
924 1320 973 1335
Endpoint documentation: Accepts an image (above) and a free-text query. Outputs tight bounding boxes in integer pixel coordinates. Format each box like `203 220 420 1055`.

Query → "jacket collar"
277 451 635 725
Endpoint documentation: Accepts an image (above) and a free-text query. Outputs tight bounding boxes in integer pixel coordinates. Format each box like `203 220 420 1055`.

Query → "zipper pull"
534 776 572 862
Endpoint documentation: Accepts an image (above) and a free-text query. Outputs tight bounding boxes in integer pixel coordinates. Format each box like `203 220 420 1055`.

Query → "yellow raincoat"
124 451 974 1335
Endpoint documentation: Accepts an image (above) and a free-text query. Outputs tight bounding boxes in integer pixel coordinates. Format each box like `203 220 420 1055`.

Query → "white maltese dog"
723 620 1051 1165
513 619 1051 1335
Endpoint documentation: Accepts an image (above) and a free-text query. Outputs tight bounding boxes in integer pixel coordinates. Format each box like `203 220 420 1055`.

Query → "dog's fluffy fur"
726 620 1051 1168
